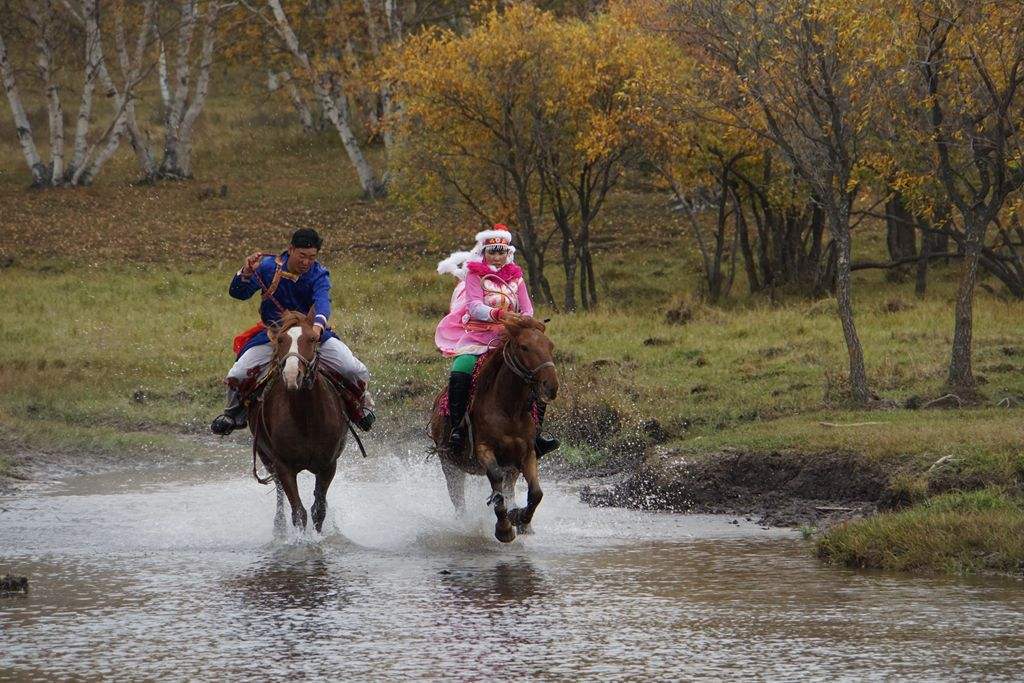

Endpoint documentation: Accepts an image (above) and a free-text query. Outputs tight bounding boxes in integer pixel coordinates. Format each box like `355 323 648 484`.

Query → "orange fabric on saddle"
233 322 266 355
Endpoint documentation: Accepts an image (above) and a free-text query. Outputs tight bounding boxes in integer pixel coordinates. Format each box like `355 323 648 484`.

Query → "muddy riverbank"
582 449 892 528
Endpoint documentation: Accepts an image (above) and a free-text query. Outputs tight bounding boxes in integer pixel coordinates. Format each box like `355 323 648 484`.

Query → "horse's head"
502 317 559 403
270 309 320 391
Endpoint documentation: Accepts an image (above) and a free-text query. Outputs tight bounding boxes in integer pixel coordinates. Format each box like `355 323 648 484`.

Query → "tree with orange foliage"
392 3 677 310
674 0 903 404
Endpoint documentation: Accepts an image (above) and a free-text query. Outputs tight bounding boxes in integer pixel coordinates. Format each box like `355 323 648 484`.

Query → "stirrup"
354 408 375 432
211 413 244 435
448 425 467 453
535 434 560 457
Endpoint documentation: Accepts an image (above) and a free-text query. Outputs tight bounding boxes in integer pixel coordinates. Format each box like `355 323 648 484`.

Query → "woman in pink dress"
435 226 559 456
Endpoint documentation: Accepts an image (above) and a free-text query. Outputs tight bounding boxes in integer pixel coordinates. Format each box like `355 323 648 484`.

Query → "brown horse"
430 317 559 543
249 310 349 533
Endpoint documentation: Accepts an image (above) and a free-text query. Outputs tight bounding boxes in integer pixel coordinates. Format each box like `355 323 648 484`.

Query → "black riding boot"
534 401 560 457
446 371 473 453
210 388 248 435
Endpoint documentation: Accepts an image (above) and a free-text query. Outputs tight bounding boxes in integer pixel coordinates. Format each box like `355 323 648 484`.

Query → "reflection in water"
2 456 1024 679
228 543 353 612
439 558 547 606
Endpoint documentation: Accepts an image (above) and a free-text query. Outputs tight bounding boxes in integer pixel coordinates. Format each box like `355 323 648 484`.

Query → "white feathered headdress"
436 250 475 280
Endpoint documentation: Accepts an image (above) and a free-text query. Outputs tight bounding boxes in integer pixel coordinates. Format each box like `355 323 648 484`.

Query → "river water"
2 449 1024 680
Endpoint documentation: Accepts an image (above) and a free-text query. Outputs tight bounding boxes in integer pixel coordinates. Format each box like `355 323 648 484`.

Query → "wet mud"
582 450 889 527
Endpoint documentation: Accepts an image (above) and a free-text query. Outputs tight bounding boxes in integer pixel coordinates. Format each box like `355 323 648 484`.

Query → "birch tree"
0 0 137 186
236 0 386 197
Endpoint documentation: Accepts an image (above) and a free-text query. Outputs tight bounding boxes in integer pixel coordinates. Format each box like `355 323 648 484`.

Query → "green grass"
817 489 1024 575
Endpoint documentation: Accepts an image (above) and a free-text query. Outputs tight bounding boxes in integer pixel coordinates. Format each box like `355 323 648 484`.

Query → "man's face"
288 246 319 274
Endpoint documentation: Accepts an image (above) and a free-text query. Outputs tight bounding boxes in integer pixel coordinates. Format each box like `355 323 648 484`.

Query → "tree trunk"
278 70 315 133
68 0 101 180
158 37 171 110
559 221 576 311
32 1 65 183
267 0 384 198
585 244 597 307
947 218 984 391
732 189 760 292
175 2 220 177
514 192 555 306
0 28 47 185
831 203 870 404
885 192 917 261
160 0 198 178
884 191 917 283
112 2 158 181
915 223 932 297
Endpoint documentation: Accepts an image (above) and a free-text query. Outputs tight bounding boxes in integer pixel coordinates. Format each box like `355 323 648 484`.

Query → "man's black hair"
291 228 323 250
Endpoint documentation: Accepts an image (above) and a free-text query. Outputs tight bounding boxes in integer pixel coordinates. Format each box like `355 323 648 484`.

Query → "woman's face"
484 247 509 267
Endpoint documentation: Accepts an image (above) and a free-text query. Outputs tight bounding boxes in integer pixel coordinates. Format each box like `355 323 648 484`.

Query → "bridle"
501 338 555 403
275 331 321 390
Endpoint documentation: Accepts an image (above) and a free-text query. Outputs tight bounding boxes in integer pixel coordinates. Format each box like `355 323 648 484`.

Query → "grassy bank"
817 490 1024 575
3 78 1024 576
2 256 1021 484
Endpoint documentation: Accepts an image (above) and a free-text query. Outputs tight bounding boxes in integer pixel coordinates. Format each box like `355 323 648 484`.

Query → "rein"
250 336 366 483
501 339 555 402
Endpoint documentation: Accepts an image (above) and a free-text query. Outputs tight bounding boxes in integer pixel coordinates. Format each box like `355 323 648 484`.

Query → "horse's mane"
473 317 547 398
269 311 311 349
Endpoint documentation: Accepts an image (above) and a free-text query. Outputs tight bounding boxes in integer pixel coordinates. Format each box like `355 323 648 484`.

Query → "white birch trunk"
160 0 197 177
0 28 47 185
278 70 316 133
69 0 100 176
31 1 65 182
267 0 383 197
114 1 158 179
158 37 171 110
75 108 129 184
175 2 220 177
381 0 404 151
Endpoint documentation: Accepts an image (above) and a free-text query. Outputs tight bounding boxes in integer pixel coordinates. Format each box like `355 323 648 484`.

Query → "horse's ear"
306 305 316 322
542 318 551 324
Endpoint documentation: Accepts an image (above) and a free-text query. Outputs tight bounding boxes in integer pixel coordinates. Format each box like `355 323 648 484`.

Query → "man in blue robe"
211 228 374 434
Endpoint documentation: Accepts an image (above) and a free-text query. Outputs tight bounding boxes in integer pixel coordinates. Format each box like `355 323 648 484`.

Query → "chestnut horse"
430 317 559 543
249 310 349 533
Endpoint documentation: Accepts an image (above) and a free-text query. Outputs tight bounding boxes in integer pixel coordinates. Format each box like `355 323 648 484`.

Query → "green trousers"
450 353 478 375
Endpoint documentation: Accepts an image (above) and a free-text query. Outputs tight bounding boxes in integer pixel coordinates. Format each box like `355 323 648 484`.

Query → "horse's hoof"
495 524 516 543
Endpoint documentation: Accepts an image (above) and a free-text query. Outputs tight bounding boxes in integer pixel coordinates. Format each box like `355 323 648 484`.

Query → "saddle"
433 350 539 423
245 365 365 426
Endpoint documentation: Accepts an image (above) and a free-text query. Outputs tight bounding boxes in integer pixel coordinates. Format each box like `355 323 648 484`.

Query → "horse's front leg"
440 457 466 513
277 467 307 530
311 461 337 534
274 479 287 536
509 449 542 535
476 443 515 543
